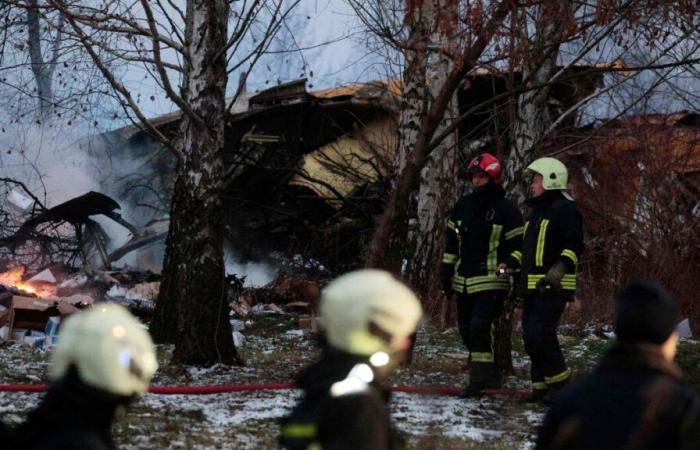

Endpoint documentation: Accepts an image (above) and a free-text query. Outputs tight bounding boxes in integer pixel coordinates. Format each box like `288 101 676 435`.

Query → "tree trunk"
496 1 569 376
151 0 240 366
365 1 511 272
27 0 54 117
407 0 459 312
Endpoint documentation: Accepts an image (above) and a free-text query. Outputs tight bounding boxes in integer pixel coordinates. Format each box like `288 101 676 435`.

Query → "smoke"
0 117 103 206
224 245 277 287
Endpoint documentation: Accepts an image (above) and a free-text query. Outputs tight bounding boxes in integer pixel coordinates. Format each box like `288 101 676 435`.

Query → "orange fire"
0 266 57 298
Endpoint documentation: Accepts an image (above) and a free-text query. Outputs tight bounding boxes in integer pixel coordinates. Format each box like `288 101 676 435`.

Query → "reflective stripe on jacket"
442 185 523 294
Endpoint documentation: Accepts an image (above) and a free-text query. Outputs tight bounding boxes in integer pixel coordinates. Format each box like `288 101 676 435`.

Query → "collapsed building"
85 67 605 272
2 67 699 343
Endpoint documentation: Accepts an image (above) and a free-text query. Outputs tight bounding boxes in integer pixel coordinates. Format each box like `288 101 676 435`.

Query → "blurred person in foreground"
536 280 700 450
11 304 158 450
278 269 422 450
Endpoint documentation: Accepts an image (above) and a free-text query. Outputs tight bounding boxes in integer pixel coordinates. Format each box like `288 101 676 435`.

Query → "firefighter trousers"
455 290 505 385
522 290 571 390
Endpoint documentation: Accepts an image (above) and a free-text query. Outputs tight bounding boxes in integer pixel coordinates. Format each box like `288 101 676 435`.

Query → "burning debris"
0 189 168 272
0 265 92 348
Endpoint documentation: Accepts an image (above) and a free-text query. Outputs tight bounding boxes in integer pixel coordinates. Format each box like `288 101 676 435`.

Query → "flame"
0 266 57 298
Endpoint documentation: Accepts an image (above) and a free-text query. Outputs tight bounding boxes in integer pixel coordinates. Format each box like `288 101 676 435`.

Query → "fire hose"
0 383 530 397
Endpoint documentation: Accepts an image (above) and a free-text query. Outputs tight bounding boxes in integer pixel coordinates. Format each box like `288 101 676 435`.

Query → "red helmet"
467 152 502 185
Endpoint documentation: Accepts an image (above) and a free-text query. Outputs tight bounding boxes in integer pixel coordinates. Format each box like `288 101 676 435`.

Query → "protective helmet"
51 304 158 397
527 157 568 190
467 152 503 185
319 269 422 356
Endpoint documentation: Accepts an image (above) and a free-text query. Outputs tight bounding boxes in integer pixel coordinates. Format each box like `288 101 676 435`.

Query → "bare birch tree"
11 0 300 365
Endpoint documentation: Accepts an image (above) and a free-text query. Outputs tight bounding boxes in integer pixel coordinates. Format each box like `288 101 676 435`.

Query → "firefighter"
536 280 700 450
11 304 158 450
441 152 523 398
278 269 422 450
500 157 583 403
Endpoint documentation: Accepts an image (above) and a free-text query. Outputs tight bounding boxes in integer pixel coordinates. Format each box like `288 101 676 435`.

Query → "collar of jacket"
471 182 505 199
525 189 564 209
295 347 389 399
596 342 684 380
18 366 131 449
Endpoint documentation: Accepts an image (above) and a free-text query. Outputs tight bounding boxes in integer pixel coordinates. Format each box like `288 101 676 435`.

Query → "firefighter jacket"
536 343 700 450
279 348 403 450
11 367 129 450
505 190 583 293
442 184 523 295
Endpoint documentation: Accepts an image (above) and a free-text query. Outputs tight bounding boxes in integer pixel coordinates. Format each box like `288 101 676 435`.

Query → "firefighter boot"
459 361 501 398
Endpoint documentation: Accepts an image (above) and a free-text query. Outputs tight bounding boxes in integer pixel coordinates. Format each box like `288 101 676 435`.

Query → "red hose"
0 383 530 397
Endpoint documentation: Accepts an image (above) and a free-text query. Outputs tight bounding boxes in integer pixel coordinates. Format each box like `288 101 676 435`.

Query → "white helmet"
51 304 158 397
319 269 422 356
527 157 568 190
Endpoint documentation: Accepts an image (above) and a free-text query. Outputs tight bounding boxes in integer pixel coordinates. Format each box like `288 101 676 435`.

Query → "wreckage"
0 189 168 271
90 67 605 271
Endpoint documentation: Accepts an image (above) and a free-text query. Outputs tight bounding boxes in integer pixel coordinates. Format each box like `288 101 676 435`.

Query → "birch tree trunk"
504 1 570 202
150 0 239 365
366 1 512 273
27 0 60 117
407 0 459 306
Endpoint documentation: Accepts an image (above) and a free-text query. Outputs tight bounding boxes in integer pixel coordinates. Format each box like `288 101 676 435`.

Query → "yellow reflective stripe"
533 382 547 390
535 219 549 267
511 250 522 264
471 352 494 363
466 283 509 294
452 275 466 293
466 275 500 285
453 228 463 285
465 275 509 293
505 226 524 240
561 249 578 265
487 225 503 275
545 370 571 385
442 253 458 264
447 220 456 230
523 221 529 235
281 423 318 438
527 274 577 290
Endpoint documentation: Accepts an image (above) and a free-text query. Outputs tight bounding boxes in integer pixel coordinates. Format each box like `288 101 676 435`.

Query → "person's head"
467 153 502 188
319 269 422 375
51 304 158 398
615 280 680 360
526 157 568 198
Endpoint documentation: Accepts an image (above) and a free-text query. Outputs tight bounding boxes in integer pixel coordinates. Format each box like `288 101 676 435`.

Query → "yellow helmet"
51 304 158 396
318 269 422 356
527 157 568 190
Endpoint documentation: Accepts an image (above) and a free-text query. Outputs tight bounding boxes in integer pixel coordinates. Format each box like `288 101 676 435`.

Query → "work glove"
496 263 511 280
536 261 568 293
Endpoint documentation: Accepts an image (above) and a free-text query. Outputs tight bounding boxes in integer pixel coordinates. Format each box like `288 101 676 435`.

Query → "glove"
536 261 567 293
496 263 511 280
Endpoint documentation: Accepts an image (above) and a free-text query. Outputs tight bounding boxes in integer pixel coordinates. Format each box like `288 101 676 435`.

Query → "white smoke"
224 245 277 287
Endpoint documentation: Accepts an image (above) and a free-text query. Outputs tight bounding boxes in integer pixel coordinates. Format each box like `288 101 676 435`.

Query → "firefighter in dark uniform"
278 269 422 450
441 152 523 398
11 304 158 450
536 280 700 450
500 157 583 403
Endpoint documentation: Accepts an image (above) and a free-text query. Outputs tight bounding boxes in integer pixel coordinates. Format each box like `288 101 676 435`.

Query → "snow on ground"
0 320 546 449
9 312 695 449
